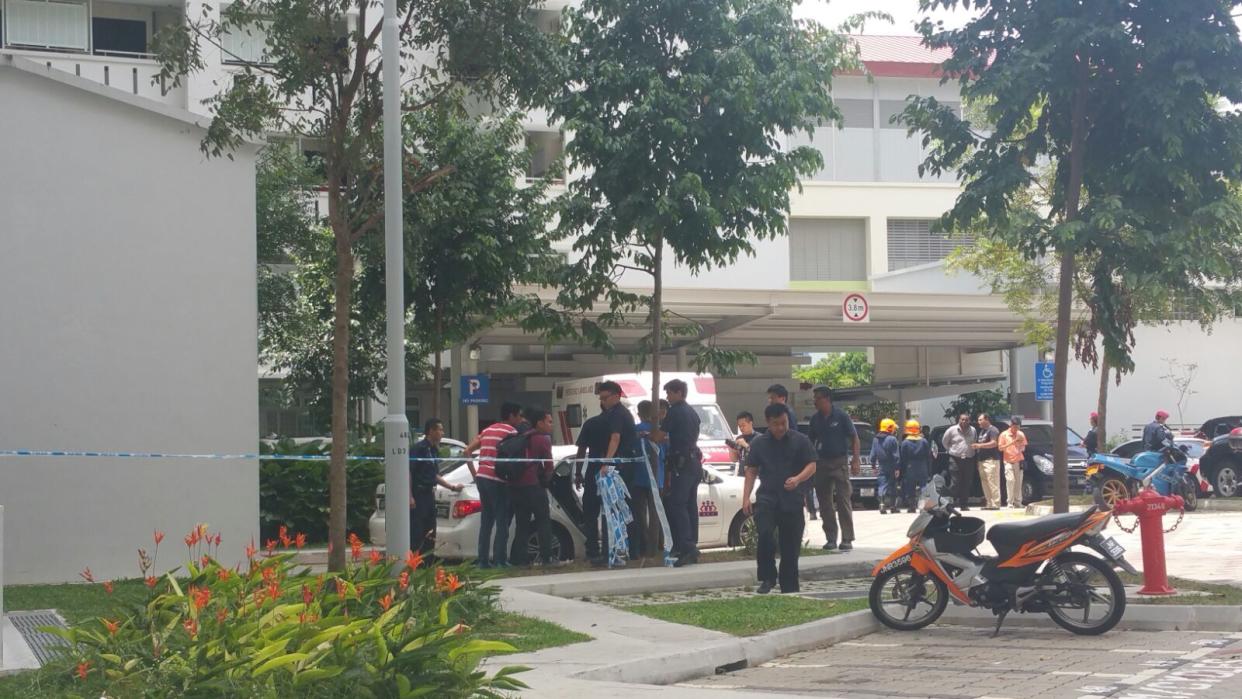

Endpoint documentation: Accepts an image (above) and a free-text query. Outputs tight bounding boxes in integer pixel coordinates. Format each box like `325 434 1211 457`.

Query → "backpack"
494 429 534 482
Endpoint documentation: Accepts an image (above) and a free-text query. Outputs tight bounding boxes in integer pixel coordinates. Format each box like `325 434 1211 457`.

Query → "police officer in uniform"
654 378 702 567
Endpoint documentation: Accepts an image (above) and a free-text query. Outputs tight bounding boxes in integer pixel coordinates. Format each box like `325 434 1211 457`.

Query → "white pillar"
1 505 5 665
184 1 225 114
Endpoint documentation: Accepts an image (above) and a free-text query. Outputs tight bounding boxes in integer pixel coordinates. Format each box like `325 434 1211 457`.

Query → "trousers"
628 486 654 558
476 478 512 566
950 456 977 507
756 506 805 593
901 464 929 508
878 464 901 509
410 487 436 558
1005 461 1025 507
977 458 1001 508
667 462 702 556
510 484 552 565
582 471 604 559
814 457 854 545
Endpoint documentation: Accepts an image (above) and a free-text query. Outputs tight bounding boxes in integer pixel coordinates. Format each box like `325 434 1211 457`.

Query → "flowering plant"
44 526 525 697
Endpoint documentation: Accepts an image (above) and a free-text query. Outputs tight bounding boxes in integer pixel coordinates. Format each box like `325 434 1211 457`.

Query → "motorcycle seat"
987 507 1098 550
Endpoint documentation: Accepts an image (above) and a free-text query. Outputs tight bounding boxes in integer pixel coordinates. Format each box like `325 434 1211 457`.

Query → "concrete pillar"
1008 348 1019 417
184 1 225 114
449 344 463 437
675 347 687 371
463 351 480 441
1 505 5 665
897 389 908 422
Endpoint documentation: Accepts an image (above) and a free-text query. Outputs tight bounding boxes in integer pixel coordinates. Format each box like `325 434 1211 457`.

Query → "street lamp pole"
381 0 410 560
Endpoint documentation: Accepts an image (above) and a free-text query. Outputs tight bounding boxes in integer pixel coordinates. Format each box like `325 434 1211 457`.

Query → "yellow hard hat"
904 419 922 436
879 418 898 434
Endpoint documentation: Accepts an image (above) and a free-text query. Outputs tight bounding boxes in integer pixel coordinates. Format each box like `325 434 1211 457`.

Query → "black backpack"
494 429 534 481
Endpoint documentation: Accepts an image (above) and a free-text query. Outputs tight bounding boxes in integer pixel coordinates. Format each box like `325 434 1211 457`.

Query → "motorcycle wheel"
1181 476 1199 512
869 564 949 631
1042 552 1126 636
1095 476 1129 510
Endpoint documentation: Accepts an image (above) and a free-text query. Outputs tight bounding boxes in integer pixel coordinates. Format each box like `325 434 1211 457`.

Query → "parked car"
1194 416 1242 440
369 446 756 561
1197 430 1242 498
1110 437 1212 497
930 419 1090 506
786 420 879 509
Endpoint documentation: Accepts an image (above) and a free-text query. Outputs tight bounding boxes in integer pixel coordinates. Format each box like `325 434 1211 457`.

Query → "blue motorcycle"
1087 441 1198 511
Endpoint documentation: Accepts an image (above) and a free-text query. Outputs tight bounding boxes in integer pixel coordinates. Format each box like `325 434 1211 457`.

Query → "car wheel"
1215 463 1240 498
527 523 574 563
1022 477 1041 505
729 512 757 551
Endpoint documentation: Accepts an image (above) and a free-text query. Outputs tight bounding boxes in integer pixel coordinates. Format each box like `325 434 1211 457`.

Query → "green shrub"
39 527 525 698
258 439 385 543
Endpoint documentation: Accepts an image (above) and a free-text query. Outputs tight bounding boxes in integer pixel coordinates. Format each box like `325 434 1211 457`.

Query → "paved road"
799 507 1242 586
682 626 1242 699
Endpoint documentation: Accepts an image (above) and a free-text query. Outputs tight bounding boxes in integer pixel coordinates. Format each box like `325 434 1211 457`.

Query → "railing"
1 48 186 108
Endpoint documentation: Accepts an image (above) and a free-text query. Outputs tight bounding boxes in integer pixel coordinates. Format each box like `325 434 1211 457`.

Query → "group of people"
938 413 1030 511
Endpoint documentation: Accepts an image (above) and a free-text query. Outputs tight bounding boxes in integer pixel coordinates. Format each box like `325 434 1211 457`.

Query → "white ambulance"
551 372 737 468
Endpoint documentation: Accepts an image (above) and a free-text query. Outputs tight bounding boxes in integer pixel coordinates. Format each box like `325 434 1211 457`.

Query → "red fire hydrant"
1112 488 1184 596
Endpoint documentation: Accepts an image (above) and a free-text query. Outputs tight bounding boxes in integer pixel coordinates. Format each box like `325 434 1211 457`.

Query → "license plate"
435 501 450 519
1100 537 1125 559
860 488 875 497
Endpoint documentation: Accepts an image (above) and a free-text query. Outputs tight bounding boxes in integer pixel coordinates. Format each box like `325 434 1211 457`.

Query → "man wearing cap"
1143 410 1174 452
807 386 861 551
1084 412 1100 455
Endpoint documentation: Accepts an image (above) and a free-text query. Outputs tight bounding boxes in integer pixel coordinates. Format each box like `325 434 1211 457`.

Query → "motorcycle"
869 475 1136 637
1088 440 1197 511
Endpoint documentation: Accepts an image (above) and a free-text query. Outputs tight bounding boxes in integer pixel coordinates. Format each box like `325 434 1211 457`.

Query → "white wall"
0 68 259 583
1066 321 1242 442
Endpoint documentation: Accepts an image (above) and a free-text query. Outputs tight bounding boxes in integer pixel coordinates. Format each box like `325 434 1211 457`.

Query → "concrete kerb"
940 603 1242 632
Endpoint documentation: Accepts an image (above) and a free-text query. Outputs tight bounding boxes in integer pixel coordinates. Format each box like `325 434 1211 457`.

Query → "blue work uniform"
870 432 901 510
899 436 932 509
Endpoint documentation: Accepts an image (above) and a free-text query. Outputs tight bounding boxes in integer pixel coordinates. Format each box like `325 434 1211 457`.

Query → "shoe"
839 542 853 552
756 580 776 594
779 587 800 594
878 507 887 515
822 542 837 551
674 551 699 567
906 508 916 514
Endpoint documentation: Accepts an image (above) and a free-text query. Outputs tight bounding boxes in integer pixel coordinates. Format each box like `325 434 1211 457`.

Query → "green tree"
155 0 553 570
906 0 1242 512
942 390 1010 423
793 352 874 389
547 0 865 401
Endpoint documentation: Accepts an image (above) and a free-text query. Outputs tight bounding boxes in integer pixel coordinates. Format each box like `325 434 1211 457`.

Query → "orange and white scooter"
869 475 1138 636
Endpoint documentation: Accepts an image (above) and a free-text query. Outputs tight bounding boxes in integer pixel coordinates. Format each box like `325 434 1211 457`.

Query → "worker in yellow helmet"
899 419 932 513
871 419 901 514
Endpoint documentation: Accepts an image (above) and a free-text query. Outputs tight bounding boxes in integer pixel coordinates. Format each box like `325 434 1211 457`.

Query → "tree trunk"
431 311 443 420
1096 353 1110 451
327 223 353 572
1053 56 1091 514
650 239 664 404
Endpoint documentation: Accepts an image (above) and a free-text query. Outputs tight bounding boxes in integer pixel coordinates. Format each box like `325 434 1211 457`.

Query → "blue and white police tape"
640 449 677 567
596 466 633 568
0 449 646 465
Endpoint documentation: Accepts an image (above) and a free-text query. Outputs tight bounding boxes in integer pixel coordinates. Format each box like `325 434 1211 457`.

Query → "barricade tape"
0 449 646 465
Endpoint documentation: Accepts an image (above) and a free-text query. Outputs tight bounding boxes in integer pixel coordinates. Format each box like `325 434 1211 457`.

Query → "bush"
258 439 385 543
39 527 524 698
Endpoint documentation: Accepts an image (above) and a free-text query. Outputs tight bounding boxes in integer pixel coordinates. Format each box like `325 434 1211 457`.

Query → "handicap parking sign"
461 375 490 405
1035 361 1054 401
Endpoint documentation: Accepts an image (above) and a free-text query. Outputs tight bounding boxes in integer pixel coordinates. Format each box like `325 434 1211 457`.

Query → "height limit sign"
842 293 870 323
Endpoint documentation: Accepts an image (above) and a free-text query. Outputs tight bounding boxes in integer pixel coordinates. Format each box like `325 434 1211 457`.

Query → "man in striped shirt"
464 402 526 568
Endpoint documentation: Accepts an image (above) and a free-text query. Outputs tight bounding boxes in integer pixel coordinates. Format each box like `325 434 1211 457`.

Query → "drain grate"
7 610 70 665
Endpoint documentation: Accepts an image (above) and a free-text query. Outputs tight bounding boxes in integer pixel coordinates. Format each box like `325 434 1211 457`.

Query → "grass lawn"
479 611 591 653
628 595 869 636
1120 573 1242 605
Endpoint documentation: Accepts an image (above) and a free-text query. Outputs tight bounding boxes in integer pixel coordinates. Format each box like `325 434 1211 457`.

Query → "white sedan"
369 447 756 561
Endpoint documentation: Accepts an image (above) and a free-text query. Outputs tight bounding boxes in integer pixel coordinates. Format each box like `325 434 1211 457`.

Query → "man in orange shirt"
998 417 1028 510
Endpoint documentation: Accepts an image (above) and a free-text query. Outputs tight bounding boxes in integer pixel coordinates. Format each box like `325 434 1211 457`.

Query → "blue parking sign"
1035 361 1054 401
461 375 490 405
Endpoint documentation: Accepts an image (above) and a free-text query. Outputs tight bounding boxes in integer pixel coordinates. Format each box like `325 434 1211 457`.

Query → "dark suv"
930 419 1090 505
1197 430 1241 498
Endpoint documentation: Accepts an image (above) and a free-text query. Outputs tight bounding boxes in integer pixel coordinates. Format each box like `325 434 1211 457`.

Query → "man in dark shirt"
510 408 560 567
1084 412 1100 455
575 411 611 561
975 413 1002 510
766 383 798 426
409 418 464 559
744 404 818 594
655 378 703 567
1143 410 1174 452
806 386 861 551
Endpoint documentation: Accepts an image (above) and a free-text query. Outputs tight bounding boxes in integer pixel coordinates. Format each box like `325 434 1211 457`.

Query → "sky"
795 0 978 35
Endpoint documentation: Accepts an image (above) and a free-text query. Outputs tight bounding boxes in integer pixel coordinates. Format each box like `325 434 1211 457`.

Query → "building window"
789 218 867 282
92 17 147 55
222 20 272 64
4 0 89 52
525 131 563 182
886 219 972 271
835 98 874 128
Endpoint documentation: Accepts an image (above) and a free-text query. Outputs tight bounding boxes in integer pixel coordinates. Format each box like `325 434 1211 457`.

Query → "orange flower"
245 539 258 560
75 661 91 679
153 530 164 546
213 533 223 547
368 549 383 565
378 592 394 612
200 555 211 569
198 523 209 539
103 580 114 594
405 550 424 571
265 539 277 555
302 584 313 606
183 617 198 639
253 588 267 608
434 567 447 589
435 569 462 594
79 567 94 583
217 568 232 583
398 571 410 590
348 533 364 562
144 576 158 589
103 619 120 635
184 533 196 548
444 573 464 594
216 608 228 624
295 533 307 550
266 581 280 601
279 525 291 548
190 585 211 611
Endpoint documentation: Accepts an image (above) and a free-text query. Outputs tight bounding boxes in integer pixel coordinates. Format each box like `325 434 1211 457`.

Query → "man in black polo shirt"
574 411 611 562
743 404 818 594
655 378 702 567
409 418 464 559
807 386 861 551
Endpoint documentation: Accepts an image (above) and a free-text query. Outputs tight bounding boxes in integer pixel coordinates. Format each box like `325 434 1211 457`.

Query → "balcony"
0 0 186 108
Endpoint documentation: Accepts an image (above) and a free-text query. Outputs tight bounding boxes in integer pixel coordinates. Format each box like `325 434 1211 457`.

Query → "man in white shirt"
941 413 977 511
